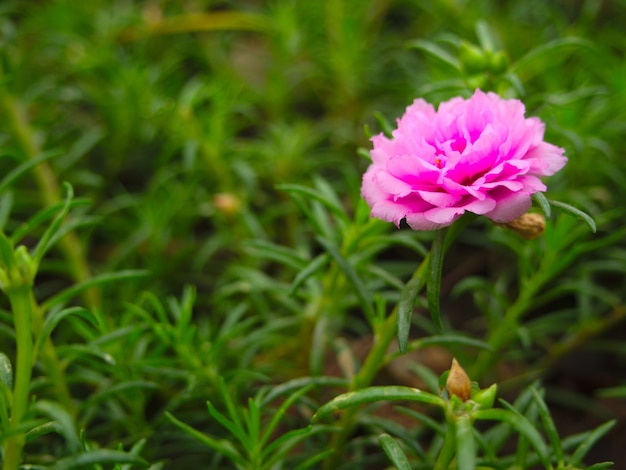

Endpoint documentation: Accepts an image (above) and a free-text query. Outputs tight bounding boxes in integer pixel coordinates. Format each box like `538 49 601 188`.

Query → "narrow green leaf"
0 231 15 271
165 412 245 466
317 236 376 322
397 254 429 353
35 307 97 357
569 419 615 466
379 433 412 470
119 438 149 470
427 229 447 329
41 270 149 311
475 20 497 51
586 462 615 470
246 397 261 450
50 450 148 469
261 376 348 406
288 253 330 296
217 376 244 431
510 37 593 77
0 352 12 388
294 449 335 470
417 334 492 351
10 198 91 245
532 192 551 218
549 199 597 233
276 183 349 225
373 111 395 138
395 406 445 435
244 239 308 270
312 386 444 422
455 414 476 470
260 384 315 451
474 407 549 467
24 421 61 442
32 182 74 267
0 150 60 194
406 39 462 72
265 426 336 469
206 401 249 450
34 400 81 453
530 388 564 465
82 381 159 408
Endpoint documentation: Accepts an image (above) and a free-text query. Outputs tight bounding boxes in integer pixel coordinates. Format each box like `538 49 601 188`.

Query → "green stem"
471 277 542 380
0 83 100 312
32 301 76 418
434 414 457 470
3 286 35 470
322 255 430 470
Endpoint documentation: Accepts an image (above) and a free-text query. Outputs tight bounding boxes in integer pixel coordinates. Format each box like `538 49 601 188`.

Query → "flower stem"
434 415 457 470
0 83 100 313
3 286 35 470
322 255 430 470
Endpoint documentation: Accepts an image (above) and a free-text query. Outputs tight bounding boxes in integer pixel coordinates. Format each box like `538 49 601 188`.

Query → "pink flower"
361 90 567 230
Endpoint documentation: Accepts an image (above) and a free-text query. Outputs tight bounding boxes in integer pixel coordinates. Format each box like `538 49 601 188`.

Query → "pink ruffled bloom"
361 90 567 230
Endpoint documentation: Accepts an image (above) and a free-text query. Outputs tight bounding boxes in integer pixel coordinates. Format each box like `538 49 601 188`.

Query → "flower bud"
214 193 241 217
446 358 471 402
503 212 545 240
459 41 487 75
488 50 509 74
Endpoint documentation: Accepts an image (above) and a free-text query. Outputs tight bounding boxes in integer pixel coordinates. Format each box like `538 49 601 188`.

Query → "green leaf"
406 39 462 72
373 111 395 138
82 381 159 408
475 20 497 52
260 384 314 452
474 407 549 467
35 307 97 357
569 419 616 466
0 352 12 389
397 257 429 353
312 386 444 422
165 412 245 466
41 270 149 311
276 183 349 226
32 182 74 267
531 387 564 465
455 414 475 470
34 400 81 453
24 421 61 442
0 150 60 194
531 192 551 218
261 376 348 406
427 229 447 329
395 406 445 435
317 236 376 322
549 199 597 233
294 449 335 470
288 253 330 296
50 450 148 469
244 239 308 271
264 425 336 468
586 462 615 470
0 230 15 271
9 198 91 245
379 433 412 470
417 334 492 351
510 37 594 78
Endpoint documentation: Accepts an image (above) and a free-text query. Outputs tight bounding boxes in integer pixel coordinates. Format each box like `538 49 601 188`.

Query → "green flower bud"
459 41 487 75
488 50 509 74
